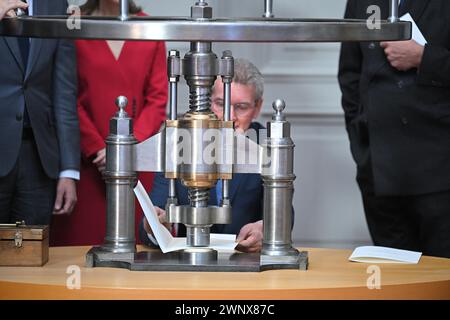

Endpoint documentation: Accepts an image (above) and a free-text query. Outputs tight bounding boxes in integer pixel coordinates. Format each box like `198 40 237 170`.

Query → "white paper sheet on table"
349 246 422 264
134 181 238 253
400 13 427 46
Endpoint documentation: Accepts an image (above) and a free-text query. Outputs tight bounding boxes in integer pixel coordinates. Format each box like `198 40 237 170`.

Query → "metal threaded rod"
189 87 211 112
188 187 210 207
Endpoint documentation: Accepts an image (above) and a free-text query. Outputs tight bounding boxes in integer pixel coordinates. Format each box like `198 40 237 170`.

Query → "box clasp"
14 231 23 248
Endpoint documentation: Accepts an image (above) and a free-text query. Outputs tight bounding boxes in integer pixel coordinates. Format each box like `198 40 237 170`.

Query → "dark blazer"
338 0 450 196
0 0 79 179
139 122 267 246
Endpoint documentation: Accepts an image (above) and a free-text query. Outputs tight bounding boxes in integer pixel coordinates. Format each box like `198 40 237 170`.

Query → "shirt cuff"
59 170 80 180
147 232 159 246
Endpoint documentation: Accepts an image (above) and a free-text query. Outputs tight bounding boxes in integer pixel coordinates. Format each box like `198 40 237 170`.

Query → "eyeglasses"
212 99 256 117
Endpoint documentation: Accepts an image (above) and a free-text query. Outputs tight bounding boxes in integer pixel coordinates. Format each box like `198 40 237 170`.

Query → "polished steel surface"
134 130 165 172
167 204 232 225
179 248 218 264
87 247 308 271
184 42 217 113
261 100 298 257
0 16 411 42
221 51 234 205
120 0 129 21
102 96 137 254
186 226 212 247
263 0 274 18
168 51 180 201
389 0 399 23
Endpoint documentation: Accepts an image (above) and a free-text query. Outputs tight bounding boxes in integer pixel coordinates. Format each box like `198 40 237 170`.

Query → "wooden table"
0 246 449 300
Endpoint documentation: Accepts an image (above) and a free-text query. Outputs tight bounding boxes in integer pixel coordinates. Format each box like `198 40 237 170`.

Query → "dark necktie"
17 2 31 128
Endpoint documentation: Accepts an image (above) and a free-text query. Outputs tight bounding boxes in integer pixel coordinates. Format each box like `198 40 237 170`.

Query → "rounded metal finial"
115 96 128 110
273 99 286 113
16 8 26 16
272 99 286 121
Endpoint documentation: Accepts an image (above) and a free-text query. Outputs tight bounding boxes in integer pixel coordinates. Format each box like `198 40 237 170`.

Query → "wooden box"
0 223 49 266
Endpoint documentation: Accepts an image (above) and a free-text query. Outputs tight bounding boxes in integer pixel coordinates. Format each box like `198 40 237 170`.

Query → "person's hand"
380 40 424 72
93 148 106 173
143 207 172 237
0 0 28 20
236 220 263 253
53 178 77 215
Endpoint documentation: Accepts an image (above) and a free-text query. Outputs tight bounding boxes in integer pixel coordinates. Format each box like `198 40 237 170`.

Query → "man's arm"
417 44 450 87
338 0 362 126
52 38 79 215
51 1 80 215
53 38 79 173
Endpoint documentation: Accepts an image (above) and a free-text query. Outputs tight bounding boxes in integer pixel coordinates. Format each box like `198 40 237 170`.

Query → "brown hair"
80 0 142 16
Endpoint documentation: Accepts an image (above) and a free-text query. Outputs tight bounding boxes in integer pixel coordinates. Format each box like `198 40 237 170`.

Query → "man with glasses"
140 59 266 253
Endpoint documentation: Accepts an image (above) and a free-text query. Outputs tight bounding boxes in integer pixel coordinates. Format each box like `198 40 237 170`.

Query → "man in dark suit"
140 59 267 253
0 0 80 225
338 0 450 258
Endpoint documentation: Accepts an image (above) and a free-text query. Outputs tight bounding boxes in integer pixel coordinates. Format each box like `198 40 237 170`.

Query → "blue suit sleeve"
149 172 170 209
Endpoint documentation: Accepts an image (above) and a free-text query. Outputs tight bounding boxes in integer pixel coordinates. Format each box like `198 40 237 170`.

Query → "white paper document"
349 246 422 264
400 13 427 46
134 181 238 253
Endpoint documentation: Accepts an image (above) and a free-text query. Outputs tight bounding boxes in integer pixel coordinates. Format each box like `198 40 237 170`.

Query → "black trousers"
359 181 450 259
0 131 56 225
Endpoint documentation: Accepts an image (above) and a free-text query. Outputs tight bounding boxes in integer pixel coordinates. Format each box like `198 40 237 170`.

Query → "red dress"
50 17 167 246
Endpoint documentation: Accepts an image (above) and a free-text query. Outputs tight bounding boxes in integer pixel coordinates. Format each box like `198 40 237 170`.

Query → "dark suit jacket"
338 0 450 196
139 122 271 246
0 0 79 179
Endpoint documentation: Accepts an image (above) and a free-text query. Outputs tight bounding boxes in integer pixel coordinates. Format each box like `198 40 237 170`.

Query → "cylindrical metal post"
263 0 274 18
186 226 211 247
388 0 399 22
168 79 177 199
168 50 180 201
221 51 234 206
222 80 232 204
120 0 129 21
261 100 298 257
102 96 137 253
169 82 178 121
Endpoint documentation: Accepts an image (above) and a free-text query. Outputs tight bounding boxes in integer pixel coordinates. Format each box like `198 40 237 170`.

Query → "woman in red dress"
50 0 167 246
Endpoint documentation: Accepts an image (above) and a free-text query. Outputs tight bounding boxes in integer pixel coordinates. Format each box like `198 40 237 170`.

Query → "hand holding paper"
400 13 427 46
134 181 238 253
143 206 172 237
380 13 427 72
